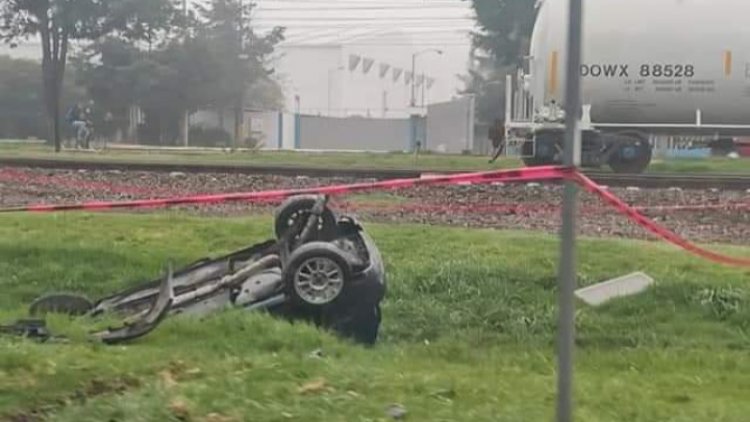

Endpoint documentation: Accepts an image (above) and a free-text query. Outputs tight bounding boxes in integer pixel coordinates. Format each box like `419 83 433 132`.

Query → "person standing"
488 118 505 163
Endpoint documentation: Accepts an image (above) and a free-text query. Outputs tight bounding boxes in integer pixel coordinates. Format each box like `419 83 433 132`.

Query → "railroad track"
586 173 750 191
0 157 748 191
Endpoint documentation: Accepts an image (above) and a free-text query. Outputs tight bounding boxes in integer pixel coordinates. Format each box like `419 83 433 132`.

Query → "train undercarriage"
517 128 653 174
501 74 750 174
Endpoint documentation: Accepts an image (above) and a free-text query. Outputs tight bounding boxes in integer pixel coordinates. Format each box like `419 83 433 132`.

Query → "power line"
253 22 475 28
258 0 462 4
259 26 473 33
280 42 470 46
250 16 474 22
257 5 469 11
277 29 471 42
280 31 470 41
271 26 472 43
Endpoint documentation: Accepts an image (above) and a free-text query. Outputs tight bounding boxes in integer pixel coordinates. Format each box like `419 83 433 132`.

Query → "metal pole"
181 0 189 147
327 69 332 116
557 0 583 421
421 74 426 107
232 0 246 151
410 53 416 107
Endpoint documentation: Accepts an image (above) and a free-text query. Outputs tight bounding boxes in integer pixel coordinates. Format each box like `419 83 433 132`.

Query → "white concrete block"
575 272 655 307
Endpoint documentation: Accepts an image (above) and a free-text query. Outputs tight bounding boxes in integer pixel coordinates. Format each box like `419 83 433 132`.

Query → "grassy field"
1 142 748 174
1 213 750 421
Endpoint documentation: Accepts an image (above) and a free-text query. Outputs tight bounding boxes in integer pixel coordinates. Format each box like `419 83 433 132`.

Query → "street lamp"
410 48 443 107
327 65 345 116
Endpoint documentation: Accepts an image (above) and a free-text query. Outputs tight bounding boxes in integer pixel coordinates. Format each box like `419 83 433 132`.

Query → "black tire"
608 133 652 174
282 242 353 308
323 304 381 346
274 195 337 241
29 293 93 316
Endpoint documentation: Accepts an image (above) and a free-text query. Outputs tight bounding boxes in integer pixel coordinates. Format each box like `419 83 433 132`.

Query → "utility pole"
381 90 388 117
410 54 416 107
557 0 583 421
420 73 426 107
233 0 245 151
180 0 189 147
410 49 443 108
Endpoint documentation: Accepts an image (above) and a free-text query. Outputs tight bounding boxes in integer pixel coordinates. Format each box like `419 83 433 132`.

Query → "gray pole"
557 0 583 421
181 0 189 147
327 69 332 116
410 53 416 107
421 74 426 107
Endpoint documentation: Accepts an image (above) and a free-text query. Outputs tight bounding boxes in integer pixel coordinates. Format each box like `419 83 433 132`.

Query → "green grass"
646 157 750 174
1 142 747 174
1 213 750 421
0 143 524 172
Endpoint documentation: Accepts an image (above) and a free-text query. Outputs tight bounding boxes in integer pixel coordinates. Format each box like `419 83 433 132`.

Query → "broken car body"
24 195 386 345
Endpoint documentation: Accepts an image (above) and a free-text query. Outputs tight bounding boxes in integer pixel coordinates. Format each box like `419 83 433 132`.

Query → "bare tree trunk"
51 23 60 152
54 31 69 152
180 110 189 147
39 15 56 151
233 102 241 151
38 17 68 153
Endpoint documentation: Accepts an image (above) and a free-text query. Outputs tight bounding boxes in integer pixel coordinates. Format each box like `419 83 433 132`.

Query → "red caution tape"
1 164 747 268
0 166 571 214
573 172 750 268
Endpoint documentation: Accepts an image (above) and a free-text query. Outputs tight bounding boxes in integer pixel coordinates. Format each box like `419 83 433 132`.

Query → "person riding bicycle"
65 102 93 149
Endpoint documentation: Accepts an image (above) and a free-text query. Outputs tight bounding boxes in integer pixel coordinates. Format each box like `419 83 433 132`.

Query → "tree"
195 0 283 146
72 0 284 146
0 55 83 139
462 0 537 128
0 0 174 151
471 0 537 67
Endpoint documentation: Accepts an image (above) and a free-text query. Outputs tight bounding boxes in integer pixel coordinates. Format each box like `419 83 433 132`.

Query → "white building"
270 33 471 118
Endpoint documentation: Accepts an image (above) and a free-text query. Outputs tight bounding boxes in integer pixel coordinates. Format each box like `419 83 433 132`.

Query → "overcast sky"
250 0 475 46
252 0 476 100
0 0 477 97
1 0 475 55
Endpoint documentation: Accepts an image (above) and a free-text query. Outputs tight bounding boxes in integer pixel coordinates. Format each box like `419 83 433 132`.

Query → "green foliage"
1 214 750 420
695 287 746 320
462 0 537 126
73 0 285 145
470 0 537 67
0 0 174 150
0 55 84 140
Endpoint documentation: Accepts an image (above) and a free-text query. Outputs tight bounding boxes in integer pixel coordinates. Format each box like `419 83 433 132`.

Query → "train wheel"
608 134 652 174
521 132 560 167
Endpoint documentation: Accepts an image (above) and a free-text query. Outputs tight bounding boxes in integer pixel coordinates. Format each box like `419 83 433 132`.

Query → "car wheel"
282 242 353 308
29 293 93 316
274 195 337 242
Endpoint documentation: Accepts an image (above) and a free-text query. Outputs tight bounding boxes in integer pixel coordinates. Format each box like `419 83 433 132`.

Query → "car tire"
282 242 353 309
29 293 94 316
274 195 337 242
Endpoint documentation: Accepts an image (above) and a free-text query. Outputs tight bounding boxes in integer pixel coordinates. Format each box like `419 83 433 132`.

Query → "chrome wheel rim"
293 257 344 305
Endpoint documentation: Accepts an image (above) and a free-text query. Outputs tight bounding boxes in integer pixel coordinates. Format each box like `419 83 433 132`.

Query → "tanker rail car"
504 0 750 173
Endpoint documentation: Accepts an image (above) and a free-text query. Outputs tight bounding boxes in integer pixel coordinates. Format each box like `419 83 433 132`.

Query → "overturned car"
26 195 387 345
